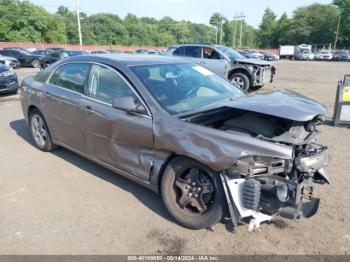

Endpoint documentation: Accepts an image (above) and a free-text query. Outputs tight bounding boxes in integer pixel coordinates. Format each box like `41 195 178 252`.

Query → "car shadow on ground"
9 118 176 225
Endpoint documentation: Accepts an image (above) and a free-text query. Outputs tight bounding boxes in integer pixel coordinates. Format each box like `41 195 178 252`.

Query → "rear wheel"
161 157 225 229
230 72 250 91
31 59 41 68
29 109 57 151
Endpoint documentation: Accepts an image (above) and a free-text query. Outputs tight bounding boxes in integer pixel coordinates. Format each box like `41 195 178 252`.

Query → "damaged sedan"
20 55 329 230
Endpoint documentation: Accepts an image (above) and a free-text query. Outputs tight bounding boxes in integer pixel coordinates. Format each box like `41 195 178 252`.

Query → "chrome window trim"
46 61 152 118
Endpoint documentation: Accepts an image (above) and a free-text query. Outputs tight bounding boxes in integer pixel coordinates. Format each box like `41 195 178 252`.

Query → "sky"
30 0 332 28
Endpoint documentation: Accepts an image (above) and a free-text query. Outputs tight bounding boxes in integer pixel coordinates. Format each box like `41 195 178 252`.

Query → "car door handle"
201 61 206 65
45 91 53 99
84 105 94 114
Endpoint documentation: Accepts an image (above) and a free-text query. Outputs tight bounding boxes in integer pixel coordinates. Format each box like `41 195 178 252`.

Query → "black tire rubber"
31 59 41 68
230 72 250 91
160 157 225 229
29 109 58 152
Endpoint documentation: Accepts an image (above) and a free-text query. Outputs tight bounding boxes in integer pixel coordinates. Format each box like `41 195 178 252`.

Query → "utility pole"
220 15 223 45
76 0 83 47
233 12 239 48
334 14 341 50
233 12 245 48
239 12 245 48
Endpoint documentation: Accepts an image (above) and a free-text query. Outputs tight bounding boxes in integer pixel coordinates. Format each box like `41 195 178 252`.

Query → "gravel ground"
0 61 349 255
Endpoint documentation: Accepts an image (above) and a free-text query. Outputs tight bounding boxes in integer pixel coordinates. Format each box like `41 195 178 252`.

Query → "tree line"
0 0 349 49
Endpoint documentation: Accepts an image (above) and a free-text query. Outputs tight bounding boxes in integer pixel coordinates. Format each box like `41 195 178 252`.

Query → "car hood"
235 58 271 66
0 56 17 61
224 90 326 122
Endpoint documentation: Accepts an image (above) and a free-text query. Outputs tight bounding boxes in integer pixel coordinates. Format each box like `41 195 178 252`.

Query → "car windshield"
132 63 244 115
214 45 246 60
339 50 349 54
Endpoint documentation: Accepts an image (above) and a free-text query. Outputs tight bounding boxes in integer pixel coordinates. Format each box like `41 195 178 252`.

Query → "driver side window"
87 64 136 104
203 47 222 60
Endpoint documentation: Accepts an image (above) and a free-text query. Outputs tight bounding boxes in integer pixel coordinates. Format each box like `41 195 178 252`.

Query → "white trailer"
279 45 295 59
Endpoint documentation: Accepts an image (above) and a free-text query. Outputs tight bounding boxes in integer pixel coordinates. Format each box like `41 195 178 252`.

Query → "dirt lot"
0 61 349 255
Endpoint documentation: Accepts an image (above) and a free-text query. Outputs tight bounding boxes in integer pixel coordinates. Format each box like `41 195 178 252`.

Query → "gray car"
166 44 275 91
20 54 329 230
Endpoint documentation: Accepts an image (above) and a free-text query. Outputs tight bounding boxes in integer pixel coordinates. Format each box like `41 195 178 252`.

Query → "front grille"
263 69 272 84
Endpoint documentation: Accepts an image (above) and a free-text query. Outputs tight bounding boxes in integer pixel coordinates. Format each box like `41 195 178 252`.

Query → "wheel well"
228 68 252 81
27 105 38 120
157 153 178 193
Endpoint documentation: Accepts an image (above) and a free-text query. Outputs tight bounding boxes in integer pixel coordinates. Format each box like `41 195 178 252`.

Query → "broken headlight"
227 155 292 177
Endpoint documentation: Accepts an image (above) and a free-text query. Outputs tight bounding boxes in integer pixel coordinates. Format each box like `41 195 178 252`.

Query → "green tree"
257 8 277 48
333 0 350 47
274 12 290 46
287 4 339 45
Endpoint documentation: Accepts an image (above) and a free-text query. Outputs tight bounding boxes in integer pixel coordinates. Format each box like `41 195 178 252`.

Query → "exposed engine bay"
184 107 330 229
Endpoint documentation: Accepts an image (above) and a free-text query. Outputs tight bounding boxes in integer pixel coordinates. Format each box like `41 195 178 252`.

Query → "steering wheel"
186 86 201 98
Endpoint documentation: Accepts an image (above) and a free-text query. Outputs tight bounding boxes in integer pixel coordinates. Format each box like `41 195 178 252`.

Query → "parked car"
46 47 66 52
0 54 19 68
295 49 315 61
106 50 123 54
41 49 89 68
333 50 350 62
91 50 108 54
166 44 275 91
239 49 264 60
32 49 51 56
0 64 19 94
0 49 43 68
315 51 333 61
135 49 149 54
261 51 276 61
20 54 329 230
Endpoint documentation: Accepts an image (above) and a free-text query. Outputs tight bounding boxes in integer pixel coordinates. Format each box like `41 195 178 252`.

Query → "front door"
79 63 154 181
201 47 226 77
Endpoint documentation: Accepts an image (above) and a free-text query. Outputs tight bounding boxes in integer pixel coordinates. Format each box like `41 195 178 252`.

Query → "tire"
160 157 225 229
31 59 41 68
229 72 250 91
29 109 57 152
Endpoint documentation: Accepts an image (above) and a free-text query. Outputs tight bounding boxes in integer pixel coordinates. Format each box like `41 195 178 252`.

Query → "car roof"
170 44 216 48
65 54 191 66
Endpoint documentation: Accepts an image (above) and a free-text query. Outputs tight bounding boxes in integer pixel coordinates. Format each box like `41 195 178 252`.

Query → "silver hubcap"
231 77 245 89
31 115 47 148
32 60 40 68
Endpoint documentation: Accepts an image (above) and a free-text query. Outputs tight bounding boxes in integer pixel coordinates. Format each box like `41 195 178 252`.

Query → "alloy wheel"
31 114 48 148
174 168 215 214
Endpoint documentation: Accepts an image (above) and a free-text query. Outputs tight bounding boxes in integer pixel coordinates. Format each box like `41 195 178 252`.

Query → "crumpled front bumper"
221 148 330 230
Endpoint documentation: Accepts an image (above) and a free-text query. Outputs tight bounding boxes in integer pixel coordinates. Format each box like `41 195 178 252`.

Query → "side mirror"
112 96 147 115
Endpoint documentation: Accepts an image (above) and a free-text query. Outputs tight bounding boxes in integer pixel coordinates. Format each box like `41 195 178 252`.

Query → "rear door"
79 63 154 180
173 46 202 65
43 62 90 151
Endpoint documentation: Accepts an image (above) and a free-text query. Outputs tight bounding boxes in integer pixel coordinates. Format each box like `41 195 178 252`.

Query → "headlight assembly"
227 155 292 177
0 70 15 78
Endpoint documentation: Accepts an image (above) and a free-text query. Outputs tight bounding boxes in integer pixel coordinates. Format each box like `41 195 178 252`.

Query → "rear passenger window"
49 63 90 93
87 64 135 104
184 46 202 58
173 47 184 56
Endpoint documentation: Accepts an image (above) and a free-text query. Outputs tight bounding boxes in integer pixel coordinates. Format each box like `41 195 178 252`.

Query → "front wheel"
161 157 225 229
230 73 250 91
